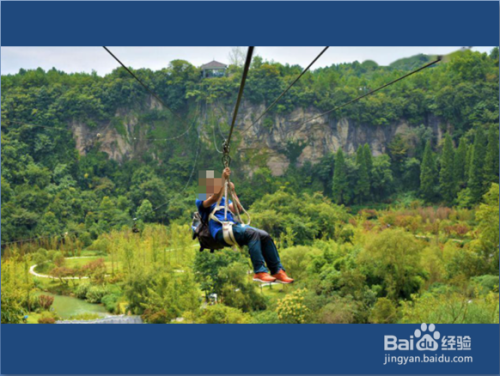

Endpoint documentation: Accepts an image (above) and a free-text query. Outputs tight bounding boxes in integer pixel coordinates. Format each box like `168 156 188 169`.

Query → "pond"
36 292 109 319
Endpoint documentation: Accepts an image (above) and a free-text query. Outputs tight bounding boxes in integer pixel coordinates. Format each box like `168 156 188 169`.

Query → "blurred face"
198 170 222 200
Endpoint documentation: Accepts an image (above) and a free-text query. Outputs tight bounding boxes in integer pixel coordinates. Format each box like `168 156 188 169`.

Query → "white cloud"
1 46 496 76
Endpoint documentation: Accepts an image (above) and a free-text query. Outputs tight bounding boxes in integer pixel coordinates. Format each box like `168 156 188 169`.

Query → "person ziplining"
194 167 294 284
191 46 291 283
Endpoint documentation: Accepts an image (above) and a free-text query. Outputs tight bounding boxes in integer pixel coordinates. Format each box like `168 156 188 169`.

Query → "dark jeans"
216 224 284 275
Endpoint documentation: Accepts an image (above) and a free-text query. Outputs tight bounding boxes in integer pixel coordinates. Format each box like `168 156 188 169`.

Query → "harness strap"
208 177 252 247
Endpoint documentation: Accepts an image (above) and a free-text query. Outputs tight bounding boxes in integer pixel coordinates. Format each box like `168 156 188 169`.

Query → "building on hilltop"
200 60 227 78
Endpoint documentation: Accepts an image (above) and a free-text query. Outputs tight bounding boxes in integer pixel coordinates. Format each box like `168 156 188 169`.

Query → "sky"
1 46 496 76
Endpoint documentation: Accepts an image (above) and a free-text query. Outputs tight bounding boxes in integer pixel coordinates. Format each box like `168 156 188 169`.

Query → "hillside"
1 48 499 244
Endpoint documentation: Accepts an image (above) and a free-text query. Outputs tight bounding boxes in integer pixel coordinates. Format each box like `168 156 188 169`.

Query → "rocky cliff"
69 99 445 176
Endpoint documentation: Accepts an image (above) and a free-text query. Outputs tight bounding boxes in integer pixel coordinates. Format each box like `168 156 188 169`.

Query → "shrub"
400 291 499 324
359 209 377 219
359 228 424 300
276 288 310 324
369 297 398 323
338 224 355 244
317 296 359 324
68 313 101 321
142 309 169 324
23 295 41 312
86 285 107 304
251 310 280 324
471 275 499 294
38 295 54 310
75 283 91 299
195 304 250 324
38 311 58 324
102 293 120 313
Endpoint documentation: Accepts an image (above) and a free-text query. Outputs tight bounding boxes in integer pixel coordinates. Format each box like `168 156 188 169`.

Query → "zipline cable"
222 46 254 167
300 56 442 126
244 46 329 132
210 103 223 154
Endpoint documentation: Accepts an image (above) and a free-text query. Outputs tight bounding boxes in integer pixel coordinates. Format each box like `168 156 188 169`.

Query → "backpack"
191 211 225 253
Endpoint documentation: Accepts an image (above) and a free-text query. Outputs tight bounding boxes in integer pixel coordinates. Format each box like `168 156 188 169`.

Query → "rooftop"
200 60 227 70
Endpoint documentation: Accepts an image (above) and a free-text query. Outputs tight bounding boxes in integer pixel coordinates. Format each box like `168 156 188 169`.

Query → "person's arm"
228 182 243 212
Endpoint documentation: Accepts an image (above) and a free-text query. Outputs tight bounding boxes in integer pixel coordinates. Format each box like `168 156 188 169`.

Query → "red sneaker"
272 270 294 284
253 272 276 283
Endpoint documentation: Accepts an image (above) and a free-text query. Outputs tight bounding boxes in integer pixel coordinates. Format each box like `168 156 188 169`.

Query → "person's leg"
232 225 268 274
248 227 284 275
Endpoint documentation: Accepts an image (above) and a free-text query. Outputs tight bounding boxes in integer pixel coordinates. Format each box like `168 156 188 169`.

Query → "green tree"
420 141 437 202
136 199 154 222
332 149 349 205
475 183 499 272
363 143 373 181
355 146 370 203
439 133 456 204
468 128 487 203
359 229 424 300
483 127 499 186
454 137 468 189
276 288 311 324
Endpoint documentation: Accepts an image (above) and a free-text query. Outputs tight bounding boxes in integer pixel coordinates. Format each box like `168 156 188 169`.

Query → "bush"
369 297 398 323
400 291 499 324
68 313 101 321
38 295 54 310
195 304 250 324
142 309 169 324
38 311 58 324
102 293 120 313
337 224 355 244
251 310 280 324
86 285 107 304
317 296 360 324
23 295 41 312
471 275 499 294
276 288 310 324
75 283 91 299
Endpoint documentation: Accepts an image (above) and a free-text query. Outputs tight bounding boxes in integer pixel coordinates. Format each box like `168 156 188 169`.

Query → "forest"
1 47 499 324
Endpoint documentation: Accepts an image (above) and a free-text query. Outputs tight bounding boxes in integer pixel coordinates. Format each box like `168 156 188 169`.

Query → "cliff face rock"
70 100 444 176
230 102 444 175
70 109 146 162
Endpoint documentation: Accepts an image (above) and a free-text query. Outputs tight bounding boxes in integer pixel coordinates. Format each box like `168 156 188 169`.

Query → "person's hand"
222 167 231 180
229 182 235 191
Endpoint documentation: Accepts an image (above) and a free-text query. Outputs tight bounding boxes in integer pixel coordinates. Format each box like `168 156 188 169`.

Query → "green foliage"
483 127 499 186
420 141 437 202
1 49 499 325
369 297 398 323
38 311 58 324
250 189 348 244
359 229 424 300
276 288 310 323
192 304 250 324
475 183 499 272
439 133 456 204
86 285 107 304
468 128 487 203
454 137 468 189
355 145 370 203
332 149 349 205
400 291 499 324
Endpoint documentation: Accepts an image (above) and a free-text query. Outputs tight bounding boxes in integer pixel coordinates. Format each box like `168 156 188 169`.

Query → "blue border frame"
1 1 499 46
1 1 499 374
